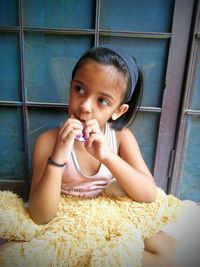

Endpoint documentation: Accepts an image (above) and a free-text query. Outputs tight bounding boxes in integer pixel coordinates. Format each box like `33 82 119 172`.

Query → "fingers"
59 118 83 142
83 119 102 147
60 118 82 134
85 133 102 147
84 119 102 139
59 118 103 145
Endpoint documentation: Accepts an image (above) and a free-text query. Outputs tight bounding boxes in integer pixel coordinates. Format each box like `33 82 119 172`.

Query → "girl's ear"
111 104 129 121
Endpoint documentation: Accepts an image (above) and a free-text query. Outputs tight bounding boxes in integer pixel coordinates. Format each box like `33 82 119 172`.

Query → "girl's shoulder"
115 127 141 155
34 127 59 154
37 127 58 142
116 127 136 145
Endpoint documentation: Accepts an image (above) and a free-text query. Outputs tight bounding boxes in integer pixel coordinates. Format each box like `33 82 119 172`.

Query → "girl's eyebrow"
72 79 115 101
99 91 115 101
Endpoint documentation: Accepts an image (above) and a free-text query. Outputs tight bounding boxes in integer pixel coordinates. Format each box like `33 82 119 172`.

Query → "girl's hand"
84 119 111 162
51 118 83 164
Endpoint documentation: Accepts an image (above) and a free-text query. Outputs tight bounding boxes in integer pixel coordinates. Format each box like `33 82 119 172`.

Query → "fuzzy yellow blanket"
0 188 182 267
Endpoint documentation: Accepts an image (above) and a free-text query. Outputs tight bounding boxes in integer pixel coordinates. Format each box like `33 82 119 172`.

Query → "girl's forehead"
74 60 127 92
74 60 126 96
77 60 115 74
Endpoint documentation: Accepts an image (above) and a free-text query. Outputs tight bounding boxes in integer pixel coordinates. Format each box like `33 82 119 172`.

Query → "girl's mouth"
73 114 86 124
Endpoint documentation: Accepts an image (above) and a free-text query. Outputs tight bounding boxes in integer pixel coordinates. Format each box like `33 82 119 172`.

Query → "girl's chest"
74 146 101 176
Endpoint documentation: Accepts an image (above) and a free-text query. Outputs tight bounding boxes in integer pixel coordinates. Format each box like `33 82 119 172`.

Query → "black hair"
71 46 143 130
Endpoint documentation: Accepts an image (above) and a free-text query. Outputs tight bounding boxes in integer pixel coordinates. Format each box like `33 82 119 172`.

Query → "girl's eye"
98 98 109 106
75 86 85 95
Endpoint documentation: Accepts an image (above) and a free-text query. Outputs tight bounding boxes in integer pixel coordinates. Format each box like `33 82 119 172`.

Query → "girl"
28 45 178 267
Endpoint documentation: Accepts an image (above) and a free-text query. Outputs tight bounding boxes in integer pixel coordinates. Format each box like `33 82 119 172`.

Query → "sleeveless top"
61 123 117 198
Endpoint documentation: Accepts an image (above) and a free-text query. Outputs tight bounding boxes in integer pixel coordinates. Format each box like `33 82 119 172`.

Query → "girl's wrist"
49 151 69 166
101 151 116 166
48 157 67 167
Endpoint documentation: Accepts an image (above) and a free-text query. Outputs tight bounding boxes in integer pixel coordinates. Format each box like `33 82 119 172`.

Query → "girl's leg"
142 231 178 267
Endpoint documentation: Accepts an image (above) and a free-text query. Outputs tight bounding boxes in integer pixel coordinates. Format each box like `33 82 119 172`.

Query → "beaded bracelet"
48 157 66 167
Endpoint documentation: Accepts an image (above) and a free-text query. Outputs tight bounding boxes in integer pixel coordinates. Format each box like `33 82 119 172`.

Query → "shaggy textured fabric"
0 188 182 267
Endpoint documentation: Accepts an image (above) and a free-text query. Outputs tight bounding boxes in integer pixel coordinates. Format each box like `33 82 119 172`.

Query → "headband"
98 44 139 102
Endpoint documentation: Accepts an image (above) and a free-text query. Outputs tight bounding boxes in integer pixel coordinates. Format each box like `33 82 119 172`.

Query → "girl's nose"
80 98 92 113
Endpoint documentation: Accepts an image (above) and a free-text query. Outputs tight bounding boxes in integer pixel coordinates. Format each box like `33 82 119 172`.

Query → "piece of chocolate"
75 129 86 142
75 135 86 142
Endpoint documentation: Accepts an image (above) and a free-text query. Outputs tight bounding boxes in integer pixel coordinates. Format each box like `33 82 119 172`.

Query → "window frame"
169 0 200 200
153 0 196 190
0 0 197 198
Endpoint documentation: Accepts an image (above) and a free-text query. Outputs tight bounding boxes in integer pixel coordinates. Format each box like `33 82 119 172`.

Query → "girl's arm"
103 128 157 202
28 129 65 224
29 119 83 224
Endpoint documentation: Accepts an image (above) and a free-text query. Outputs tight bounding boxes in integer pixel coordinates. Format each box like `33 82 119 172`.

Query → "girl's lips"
80 119 86 124
73 115 86 124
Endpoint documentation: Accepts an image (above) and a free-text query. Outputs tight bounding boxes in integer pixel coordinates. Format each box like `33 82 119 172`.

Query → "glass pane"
191 41 200 110
129 112 160 172
177 116 200 201
0 0 18 26
100 0 174 32
28 108 68 163
25 33 93 103
0 107 26 180
0 32 21 101
100 37 169 107
24 0 95 29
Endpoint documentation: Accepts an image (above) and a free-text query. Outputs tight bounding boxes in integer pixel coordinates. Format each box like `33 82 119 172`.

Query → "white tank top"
61 123 117 198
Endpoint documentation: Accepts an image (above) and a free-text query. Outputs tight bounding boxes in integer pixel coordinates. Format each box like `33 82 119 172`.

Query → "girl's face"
69 60 128 129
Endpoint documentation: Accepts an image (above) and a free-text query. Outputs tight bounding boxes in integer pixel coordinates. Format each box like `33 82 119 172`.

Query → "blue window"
0 0 198 201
